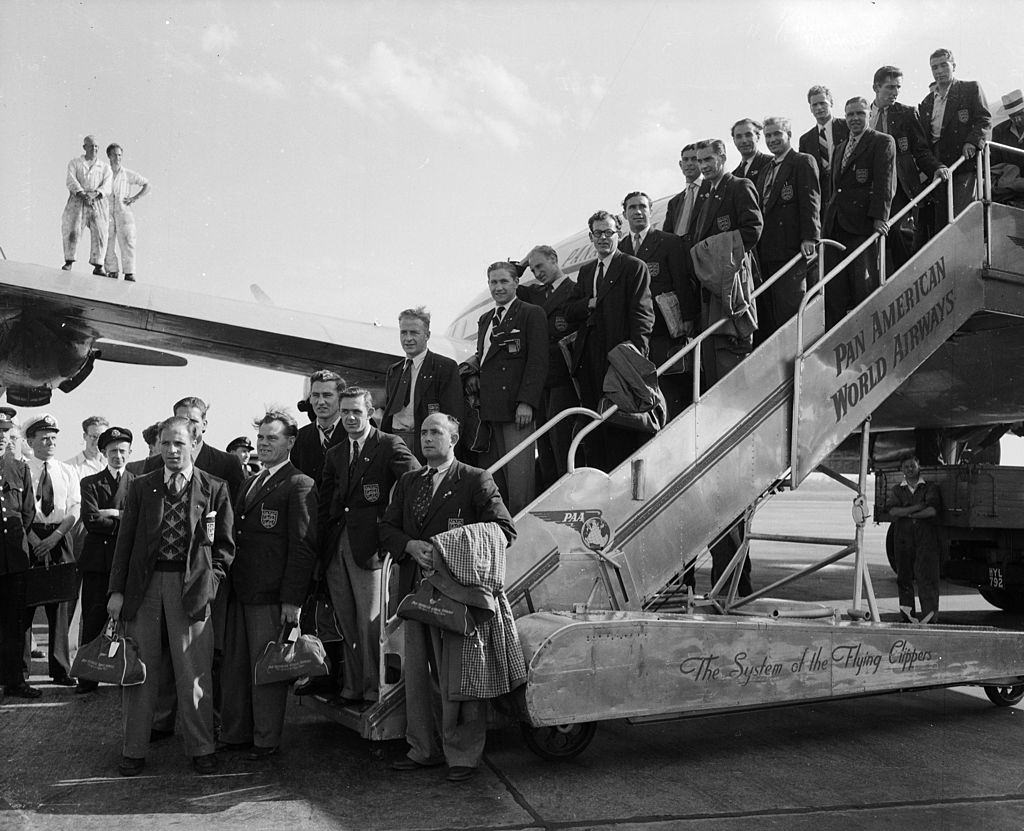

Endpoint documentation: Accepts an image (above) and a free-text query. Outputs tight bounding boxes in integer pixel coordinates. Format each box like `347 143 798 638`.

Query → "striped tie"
819 127 830 171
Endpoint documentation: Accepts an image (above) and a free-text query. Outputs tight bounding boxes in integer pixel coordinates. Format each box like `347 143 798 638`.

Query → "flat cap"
226 436 254 453
98 426 133 451
23 413 60 438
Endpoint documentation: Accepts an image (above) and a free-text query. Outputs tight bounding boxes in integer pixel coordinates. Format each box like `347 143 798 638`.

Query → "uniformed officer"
0 412 38 698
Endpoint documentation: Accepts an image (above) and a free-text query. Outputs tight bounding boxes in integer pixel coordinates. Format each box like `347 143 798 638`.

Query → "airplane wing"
0 260 473 406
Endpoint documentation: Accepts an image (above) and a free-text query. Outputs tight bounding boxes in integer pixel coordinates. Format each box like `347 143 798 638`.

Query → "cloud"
614 101 694 195
227 70 286 98
314 41 558 150
202 23 238 54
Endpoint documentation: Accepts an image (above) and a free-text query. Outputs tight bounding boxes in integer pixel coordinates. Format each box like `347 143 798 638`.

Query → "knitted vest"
158 479 191 561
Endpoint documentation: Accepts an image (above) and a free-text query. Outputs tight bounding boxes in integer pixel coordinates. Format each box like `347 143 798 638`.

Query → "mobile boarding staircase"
322 145 1024 758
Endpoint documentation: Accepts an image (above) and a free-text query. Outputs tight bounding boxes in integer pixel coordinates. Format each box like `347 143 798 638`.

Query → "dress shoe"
30 649 44 659
107 271 119 279
74 680 99 694
293 676 336 696
244 745 279 761
61 261 73 271
50 675 76 687
149 727 174 743
446 766 477 783
193 753 218 775
118 756 145 777
4 684 42 699
124 274 135 282
215 740 252 752
91 264 106 276
391 756 445 771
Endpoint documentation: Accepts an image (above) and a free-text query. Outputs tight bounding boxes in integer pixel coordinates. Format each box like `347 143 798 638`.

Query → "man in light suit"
619 191 698 418
464 263 547 514
319 388 419 705
568 210 655 472
219 411 317 760
107 416 234 777
731 119 773 183
917 48 991 238
663 143 703 241
75 426 135 694
516 245 582 490
756 117 821 337
381 413 515 782
798 85 849 205
290 369 348 484
381 308 464 462
822 97 896 327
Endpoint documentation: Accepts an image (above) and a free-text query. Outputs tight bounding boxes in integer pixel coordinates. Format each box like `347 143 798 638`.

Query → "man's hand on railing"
800 240 817 260
962 142 978 160
515 402 533 429
933 165 952 181
872 219 890 235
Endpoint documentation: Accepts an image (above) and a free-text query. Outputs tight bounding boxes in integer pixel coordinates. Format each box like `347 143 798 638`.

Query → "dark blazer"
918 79 992 167
381 350 464 458
108 468 235 621
125 458 151 476
798 118 850 193
80 468 135 573
290 420 346 485
318 427 419 569
475 297 548 422
516 279 582 389
662 180 702 236
619 229 697 370
143 441 245 502
0 456 34 575
824 128 897 236
882 101 940 202
732 151 773 183
687 172 763 251
755 149 821 263
992 120 1024 167
568 251 654 373
379 460 515 595
231 462 317 606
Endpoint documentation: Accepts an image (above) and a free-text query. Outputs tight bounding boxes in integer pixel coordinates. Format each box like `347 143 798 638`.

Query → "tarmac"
3 482 1024 830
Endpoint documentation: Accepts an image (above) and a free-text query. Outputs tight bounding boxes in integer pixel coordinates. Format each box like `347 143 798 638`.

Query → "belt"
153 560 186 572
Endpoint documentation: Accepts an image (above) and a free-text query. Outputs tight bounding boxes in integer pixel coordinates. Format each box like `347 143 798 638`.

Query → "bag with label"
396 581 476 636
24 562 80 607
253 625 329 686
71 619 147 686
299 578 344 643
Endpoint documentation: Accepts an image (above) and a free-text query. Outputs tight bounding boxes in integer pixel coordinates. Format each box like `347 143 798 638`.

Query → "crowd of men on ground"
3 48 1022 784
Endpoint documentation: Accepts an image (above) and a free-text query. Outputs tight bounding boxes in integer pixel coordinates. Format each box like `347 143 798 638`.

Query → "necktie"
842 136 858 170
595 260 605 297
695 185 714 237
39 462 54 516
319 424 333 449
168 473 183 497
633 233 642 254
386 360 413 416
682 183 697 228
412 467 437 523
762 163 779 202
879 107 888 134
489 306 505 341
819 127 830 171
349 440 360 477
544 284 553 299
248 469 268 501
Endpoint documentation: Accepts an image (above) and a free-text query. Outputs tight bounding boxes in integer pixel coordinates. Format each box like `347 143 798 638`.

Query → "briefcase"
254 625 329 686
71 620 147 686
24 562 79 607
396 581 476 637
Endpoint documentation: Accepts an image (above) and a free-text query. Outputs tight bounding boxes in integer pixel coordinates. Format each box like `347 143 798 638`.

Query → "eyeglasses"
590 229 617 239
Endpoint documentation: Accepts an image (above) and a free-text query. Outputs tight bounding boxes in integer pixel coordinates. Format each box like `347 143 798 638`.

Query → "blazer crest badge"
260 507 278 529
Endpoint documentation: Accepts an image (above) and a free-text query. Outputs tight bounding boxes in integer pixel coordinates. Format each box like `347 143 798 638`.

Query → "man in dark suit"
381 412 515 782
219 411 317 760
0 414 38 699
464 263 547 514
731 119 773 183
125 422 159 475
822 97 897 327
381 308 464 462
992 88 1024 206
107 416 234 777
290 370 347 484
756 117 821 337
75 426 135 694
568 210 655 472
799 85 849 205
917 48 991 237
517 245 582 489
319 388 418 705
870 66 941 270
142 396 244 502
619 191 698 418
663 143 703 240
687 138 763 384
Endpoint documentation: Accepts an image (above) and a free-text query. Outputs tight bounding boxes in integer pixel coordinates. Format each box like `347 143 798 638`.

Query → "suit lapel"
420 462 462 529
765 154 790 212
595 253 622 304
346 430 378 496
699 181 724 239
483 299 516 363
413 352 433 411
145 474 166 555
941 81 959 130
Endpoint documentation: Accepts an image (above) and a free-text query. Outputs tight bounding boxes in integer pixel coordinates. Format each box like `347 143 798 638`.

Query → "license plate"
988 567 1005 589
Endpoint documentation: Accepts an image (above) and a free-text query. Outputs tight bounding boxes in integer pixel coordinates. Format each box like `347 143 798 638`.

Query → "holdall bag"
299 578 344 644
253 625 329 686
24 562 80 607
70 619 147 686
396 580 476 637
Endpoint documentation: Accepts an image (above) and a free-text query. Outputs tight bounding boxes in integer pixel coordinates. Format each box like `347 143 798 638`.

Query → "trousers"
61 194 108 265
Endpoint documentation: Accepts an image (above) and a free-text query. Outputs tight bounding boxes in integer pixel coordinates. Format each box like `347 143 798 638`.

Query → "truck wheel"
978 588 1024 613
885 525 896 573
521 722 597 760
984 684 1024 707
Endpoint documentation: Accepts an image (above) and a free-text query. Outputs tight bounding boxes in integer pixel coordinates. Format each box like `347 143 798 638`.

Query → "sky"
0 0 1021 459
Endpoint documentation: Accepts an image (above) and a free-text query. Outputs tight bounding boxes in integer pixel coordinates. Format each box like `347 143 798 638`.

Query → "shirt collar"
631 227 650 247
429 458 455 477
318 415 341 434
164 465 194 484
549 274 567 292
261 459 289 479
407 349 428 370
347 426 371 446
597 249 616 267
107 465 124 478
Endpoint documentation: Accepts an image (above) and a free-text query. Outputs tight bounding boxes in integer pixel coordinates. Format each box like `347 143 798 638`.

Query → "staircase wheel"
521 721 597 760
984 684 1024 707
